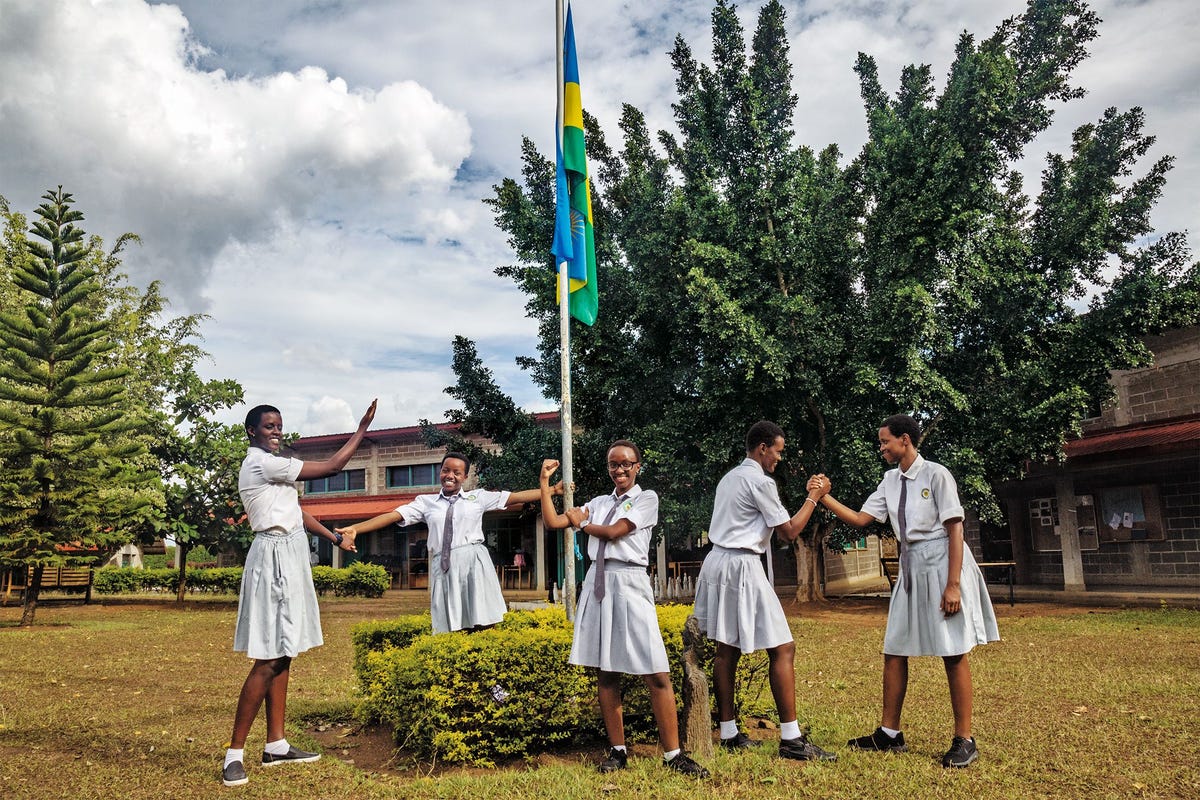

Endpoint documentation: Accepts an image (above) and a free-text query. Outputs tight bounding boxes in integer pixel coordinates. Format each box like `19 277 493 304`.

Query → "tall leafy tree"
486 0 1197 601
0 188 153 624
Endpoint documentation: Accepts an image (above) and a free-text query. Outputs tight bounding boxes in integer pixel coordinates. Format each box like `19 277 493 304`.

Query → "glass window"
305 469 365 495
387 463 440 488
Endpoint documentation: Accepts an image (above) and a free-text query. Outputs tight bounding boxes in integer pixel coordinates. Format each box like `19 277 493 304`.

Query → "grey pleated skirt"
883 536 1001 657
570 562 670 675
430 542 507 634
234 527 323 660
693 547 793 654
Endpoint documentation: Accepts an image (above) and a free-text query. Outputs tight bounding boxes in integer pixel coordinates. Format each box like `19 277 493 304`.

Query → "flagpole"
555 0 577 622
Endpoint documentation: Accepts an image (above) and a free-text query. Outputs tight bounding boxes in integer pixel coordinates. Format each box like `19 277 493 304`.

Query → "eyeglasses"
607 461 639 472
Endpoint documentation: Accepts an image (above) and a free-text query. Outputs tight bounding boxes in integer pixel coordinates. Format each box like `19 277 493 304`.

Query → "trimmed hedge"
352 604 771 765
93 562 390 598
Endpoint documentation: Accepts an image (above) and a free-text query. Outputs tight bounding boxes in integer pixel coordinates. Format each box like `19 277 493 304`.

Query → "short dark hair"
245 404 281 430
607 439 642 462
881 414 921 445
441 451 472 473
745 420 785 453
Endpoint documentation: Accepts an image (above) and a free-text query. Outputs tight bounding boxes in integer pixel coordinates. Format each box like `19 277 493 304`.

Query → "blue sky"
1 0 1195 435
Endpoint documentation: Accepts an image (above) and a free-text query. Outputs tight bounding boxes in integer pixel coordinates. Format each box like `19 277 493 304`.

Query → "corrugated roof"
1064 417 1200 458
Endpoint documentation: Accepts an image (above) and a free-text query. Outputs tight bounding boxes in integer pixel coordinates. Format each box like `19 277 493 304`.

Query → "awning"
300 492 420 522
1065 417 1200 459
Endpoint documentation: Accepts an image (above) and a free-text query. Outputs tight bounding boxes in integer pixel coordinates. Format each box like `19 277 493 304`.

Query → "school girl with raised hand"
223 399 376 787
812 413 1000 768
539 442 710 778
337 452 560 634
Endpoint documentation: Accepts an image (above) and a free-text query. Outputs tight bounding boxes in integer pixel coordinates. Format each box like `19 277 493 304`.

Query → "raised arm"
810 474 877 528
297 399 377 481
538 460 573 530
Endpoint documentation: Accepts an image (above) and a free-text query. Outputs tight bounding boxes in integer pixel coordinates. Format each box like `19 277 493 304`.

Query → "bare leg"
230 657 291 749
264 660 291 743
881 654 908 731
767 642 797 724
597 670 626 747
643 672 681 753
713 642 741 722
943 654 973 738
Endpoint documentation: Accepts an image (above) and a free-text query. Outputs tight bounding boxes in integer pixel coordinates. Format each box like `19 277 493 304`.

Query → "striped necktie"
439 493 460 572
897 476 911 592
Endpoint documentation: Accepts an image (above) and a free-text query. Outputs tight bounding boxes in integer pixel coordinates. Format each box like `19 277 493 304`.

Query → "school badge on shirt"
622 500 633 512
921 488 931 499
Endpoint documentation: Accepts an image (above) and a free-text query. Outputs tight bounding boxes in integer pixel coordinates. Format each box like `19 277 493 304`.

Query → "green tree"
0 188 153 625
486 0 1198 601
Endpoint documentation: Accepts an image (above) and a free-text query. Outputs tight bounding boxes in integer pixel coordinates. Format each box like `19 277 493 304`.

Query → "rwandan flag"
550 3 598 325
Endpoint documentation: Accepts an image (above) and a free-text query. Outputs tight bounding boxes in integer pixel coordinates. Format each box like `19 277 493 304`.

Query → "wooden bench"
1 568 28 606
881 557 1015 606
39 566 94 604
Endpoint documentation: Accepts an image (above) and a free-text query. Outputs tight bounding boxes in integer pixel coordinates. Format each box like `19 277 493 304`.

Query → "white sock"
610 744 627 753
663 748 681 762
719 720 739 739
881 726 901 739
263 739 290 756
224 748 244 769
780 720 801 740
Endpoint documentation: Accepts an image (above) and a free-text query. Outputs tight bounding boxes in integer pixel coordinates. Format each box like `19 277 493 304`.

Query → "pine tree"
0 187 149 625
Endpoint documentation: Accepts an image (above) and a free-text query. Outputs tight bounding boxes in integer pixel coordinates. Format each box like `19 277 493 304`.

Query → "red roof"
1065 417 1200 459
300 493 421 522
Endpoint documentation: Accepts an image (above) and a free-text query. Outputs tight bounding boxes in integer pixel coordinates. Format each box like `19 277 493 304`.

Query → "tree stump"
679 613 714 757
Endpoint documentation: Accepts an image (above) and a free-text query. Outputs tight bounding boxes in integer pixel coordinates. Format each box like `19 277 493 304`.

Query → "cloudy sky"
1 0 1195 436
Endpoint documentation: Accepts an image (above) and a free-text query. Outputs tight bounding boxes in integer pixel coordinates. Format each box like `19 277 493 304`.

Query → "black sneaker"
221 760 248 787
261 745 321 766
597 747 628 773
941 735 978 768
778 734 838 762
719 731 756 751
848 727 908 752
665 752 710 778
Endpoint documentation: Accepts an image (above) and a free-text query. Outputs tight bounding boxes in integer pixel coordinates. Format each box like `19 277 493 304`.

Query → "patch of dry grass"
1 593 1197 800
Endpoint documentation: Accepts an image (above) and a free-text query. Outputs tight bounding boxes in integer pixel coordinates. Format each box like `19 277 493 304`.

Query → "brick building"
290 414 558 591
994 326 1200 589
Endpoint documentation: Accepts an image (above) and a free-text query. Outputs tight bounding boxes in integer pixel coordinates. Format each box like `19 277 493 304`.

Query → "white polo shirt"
395 489 511 552
860 455 964 542
238 447 304 533
581 485 657 566
707 459 791 553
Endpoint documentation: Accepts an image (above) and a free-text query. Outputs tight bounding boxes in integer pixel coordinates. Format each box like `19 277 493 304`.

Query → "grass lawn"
1 592 1197 799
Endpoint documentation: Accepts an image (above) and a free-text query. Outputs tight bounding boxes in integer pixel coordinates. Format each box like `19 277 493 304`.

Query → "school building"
991 325 1200 590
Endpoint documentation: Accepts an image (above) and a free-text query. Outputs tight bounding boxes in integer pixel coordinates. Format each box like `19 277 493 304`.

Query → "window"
1028 496 1099 552
1096 485 1164 543
842 536 868 552
305 469 365 494
387 463 439 488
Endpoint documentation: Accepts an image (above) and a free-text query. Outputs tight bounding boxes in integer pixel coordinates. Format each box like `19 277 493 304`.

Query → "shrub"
350 614 433 684
351 604 771 763
311 565 342 596
356 620 594 766
338 561 389 598
93 567 140 594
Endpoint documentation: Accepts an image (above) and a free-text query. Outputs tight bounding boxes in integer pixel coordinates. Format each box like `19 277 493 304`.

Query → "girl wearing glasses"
539 443 710 778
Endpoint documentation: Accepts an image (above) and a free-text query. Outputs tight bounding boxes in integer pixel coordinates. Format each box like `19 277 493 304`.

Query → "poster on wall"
1098 486 1148 542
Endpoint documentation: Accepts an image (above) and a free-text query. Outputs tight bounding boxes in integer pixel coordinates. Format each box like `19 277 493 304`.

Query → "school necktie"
439 493 460 573
592 494 629 602
897 475 911 592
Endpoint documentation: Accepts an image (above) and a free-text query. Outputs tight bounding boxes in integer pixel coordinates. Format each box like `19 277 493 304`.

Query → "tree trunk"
175 541 191 603
793 528 828 604
20 565 43 626
679 614 714 757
